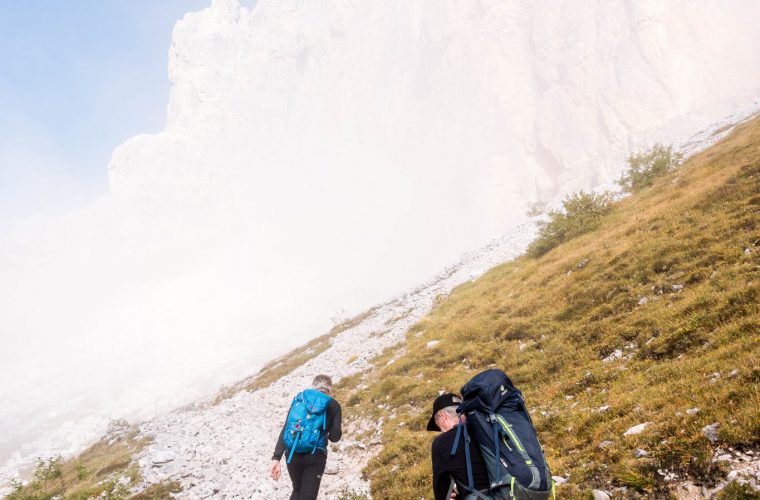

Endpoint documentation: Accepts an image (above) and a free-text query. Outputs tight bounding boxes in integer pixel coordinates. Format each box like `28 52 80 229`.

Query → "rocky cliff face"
113 0 760 213
2 0 759 486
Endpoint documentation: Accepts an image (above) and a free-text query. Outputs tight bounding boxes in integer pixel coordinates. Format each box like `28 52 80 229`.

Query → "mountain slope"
4 2 760 473
340 116 760 498
5 115 758 499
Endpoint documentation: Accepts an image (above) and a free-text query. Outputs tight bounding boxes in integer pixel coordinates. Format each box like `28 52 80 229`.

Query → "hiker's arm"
432 440 453 500
272 416 288 461
328 399 343 442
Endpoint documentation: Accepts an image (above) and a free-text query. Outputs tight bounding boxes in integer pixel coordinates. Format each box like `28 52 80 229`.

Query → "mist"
2 0 760 480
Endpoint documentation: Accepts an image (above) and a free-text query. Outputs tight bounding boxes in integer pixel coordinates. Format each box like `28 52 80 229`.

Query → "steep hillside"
339 116 760 498
4 1 760 474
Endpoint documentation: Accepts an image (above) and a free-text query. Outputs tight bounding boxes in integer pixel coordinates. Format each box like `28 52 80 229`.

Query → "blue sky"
0 0 209 226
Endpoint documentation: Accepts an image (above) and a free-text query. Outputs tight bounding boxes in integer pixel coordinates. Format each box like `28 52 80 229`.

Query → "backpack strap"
450 423 477 495
490 416 502 485
446 479 457 500
463 424 475 492
311 411 328 454
450 423 463 455
287 430 300 464
452 479 492 500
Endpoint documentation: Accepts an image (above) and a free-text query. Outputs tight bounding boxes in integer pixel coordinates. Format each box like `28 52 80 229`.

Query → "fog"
2 0 760 481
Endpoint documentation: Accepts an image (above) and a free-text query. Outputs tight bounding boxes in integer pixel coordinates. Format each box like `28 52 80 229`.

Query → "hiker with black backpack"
428 369 554 500
270 374 342 500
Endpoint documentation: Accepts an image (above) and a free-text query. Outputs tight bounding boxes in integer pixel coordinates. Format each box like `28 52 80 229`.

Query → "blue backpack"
283 389 332 463
452 369 554 500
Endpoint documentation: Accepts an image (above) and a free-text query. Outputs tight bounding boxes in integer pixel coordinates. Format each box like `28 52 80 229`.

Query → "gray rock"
151 449 178 465
638 297 649 306
624 422 651 436
686 407 700 416
552 476 567 486
592 489 611 500
598 440 614 449
702 423 720 443
602 349 623 363
635 448 649 458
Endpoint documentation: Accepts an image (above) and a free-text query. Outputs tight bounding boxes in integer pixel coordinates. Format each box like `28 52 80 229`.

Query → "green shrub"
337 487 370 500
527 191 614 257
6 456 65 500
130 481 183 499
718 481 760 499
74 462 88 481
618 144 683 193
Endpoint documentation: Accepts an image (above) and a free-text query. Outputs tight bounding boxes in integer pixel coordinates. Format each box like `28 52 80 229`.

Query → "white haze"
2 0 760 481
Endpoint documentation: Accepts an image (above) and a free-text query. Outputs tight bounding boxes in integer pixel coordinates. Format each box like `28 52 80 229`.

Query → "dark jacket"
272 397 342 460
432 426 490 500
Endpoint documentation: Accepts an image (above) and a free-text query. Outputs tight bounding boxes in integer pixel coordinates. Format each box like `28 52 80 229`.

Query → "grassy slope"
213 308 378 403
4 426 165 500
338 117 760 498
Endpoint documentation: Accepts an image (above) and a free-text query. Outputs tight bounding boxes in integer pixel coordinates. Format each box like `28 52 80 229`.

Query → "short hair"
312 374 333 394
435 405 458 424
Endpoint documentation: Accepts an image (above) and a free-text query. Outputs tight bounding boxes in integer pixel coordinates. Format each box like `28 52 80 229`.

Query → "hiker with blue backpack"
270 374 342 500
428 369 554 500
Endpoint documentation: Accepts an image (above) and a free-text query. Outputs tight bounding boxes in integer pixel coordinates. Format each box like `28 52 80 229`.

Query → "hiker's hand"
270 460 281 480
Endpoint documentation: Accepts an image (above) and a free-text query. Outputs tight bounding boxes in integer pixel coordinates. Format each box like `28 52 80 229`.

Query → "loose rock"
624 422 651 436
592 489 611 500
702 423 720 444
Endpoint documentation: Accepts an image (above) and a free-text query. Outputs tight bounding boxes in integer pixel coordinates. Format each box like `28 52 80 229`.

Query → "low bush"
527 191 614 257
618 144 682 193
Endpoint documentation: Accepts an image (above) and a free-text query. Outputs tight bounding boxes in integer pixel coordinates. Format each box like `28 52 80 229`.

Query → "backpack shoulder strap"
452 480 493 500
450 424 476 494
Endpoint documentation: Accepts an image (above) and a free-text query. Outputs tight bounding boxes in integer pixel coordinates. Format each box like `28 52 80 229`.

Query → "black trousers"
286 451 327 500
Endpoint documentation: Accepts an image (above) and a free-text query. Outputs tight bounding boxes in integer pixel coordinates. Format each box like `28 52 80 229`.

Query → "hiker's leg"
296 452 327 500
286 453 304 500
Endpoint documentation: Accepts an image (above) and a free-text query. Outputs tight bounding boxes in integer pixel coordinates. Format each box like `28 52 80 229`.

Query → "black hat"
426 393 462 431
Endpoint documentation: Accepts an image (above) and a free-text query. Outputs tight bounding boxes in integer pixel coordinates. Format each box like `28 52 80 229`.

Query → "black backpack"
451 369 554 500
